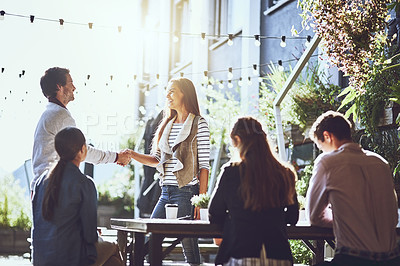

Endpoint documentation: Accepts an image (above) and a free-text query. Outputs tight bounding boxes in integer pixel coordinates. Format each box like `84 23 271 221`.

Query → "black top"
209 164 299 265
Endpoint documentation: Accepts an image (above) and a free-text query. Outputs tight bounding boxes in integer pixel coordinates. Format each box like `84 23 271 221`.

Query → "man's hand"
116 149 131 166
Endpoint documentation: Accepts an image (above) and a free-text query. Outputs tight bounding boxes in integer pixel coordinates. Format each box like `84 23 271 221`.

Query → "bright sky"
0 0 142 174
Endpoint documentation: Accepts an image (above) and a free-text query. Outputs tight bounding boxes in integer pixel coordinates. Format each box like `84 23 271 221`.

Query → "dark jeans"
315 254 400 266
151 184 200 264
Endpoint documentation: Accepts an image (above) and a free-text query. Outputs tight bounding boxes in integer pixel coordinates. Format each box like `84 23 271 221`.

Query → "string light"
88 23 93 29
227 34 233 46
201 32 206 45
207 81 213 90
133 75 137 81
252 64 258 76
1 68 4 73
156 74 160 84
238 77 243 87
173 32 179 43
87 74 91 80
203 71 208 82
247 77 252 86
180 72 184 77
110 75 113 81
254 35 261 47
228 80 233 89
1 10 5 20
218 80 224 89
118 26 122 33
227 67 233 79
305 35 312 47
30 15 34 23
278 60 284 71
59 19 64 30
280 36 286 48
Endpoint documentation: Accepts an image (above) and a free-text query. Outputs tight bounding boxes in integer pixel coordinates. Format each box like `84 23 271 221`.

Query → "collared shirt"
306 143 399 257
48 97 66 109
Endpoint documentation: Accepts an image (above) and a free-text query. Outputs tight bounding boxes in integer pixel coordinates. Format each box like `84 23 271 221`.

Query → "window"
213 0 243 37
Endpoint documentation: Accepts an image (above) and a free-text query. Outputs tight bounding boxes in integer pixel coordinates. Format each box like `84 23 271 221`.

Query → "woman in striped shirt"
129 77 210 265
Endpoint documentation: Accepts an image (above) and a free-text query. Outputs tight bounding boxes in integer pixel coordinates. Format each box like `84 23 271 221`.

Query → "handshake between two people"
115 149 159 168
115 149 134 166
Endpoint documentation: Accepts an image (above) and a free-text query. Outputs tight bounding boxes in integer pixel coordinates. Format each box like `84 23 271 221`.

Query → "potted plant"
190 193 210 221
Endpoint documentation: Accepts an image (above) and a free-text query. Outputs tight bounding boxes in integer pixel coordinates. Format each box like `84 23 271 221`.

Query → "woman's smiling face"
166 83 185 111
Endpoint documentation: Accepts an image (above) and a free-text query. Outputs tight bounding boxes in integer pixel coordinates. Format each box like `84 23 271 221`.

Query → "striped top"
154 117 210 186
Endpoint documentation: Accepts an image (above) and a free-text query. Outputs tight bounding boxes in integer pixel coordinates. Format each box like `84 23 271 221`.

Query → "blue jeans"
151 184 200 264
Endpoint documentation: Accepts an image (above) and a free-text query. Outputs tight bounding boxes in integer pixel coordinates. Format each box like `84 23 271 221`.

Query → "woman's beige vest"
156 113 200 188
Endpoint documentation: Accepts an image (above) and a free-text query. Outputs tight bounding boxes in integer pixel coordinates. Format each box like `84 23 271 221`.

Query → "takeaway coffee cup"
165 204 178 219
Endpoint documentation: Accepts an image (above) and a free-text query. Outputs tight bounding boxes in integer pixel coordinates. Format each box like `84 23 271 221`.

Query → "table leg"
312 240 325 265
117 231 128 264
149 233 164 265
133 233 145 266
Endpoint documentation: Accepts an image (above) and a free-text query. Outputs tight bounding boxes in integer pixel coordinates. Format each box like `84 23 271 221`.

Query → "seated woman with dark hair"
209 117 299 266
32 127 123 266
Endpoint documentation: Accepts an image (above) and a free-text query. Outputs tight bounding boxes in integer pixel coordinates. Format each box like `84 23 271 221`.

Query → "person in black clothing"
209 117 298 266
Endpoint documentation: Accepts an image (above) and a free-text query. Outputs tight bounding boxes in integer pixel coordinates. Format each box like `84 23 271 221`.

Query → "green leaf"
344 103 357 120
338 89 357 111
338 86 353 98
382 63 400 72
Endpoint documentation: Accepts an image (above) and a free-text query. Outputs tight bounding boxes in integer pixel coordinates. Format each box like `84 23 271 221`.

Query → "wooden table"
111 218 336 265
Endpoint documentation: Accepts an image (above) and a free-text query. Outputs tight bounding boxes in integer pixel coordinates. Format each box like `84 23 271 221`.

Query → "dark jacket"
32 162 98 266
209 164 299 265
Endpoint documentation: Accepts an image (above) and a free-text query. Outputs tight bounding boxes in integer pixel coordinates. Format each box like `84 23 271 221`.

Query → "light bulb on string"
218 80 224 89
30 15 34 23
227 67 233 80
238 77 243 87
247 77 252 86
180 72 184 77
278 60 284 71
88 23 93 29
118 26 122 33
59 19 64 30
203 71 208 82
228 80 233 89
305 35 312 47
227 34 233 46
0 10 5 20
156 74 161 84
200 32 206 45
207 81 213 90
252 64 258 76
254 35 261 47
173 32 179 43
280 36 286 48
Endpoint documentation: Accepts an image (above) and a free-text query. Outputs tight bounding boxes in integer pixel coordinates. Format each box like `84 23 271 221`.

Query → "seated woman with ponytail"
209 117 299 266
32 127 123 266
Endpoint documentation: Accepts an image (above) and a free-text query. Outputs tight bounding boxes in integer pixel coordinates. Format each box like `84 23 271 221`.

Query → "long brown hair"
231 117 296 211
42 127 86 221
151 78 200 154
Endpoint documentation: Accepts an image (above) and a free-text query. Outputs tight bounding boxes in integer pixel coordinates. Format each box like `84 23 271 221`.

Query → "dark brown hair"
151 78 200 153
309 110 352 142
42 127 86 221
231 117 296 211
40 67 70 99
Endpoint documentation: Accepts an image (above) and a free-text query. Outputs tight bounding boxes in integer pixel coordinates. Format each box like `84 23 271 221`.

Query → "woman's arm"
128 150 159 167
